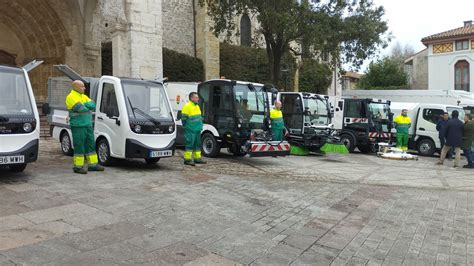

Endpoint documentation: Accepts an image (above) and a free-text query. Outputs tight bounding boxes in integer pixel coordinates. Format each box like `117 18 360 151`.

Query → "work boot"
184 160 195 166
463 164 472 168
73 167 88 174
435 162 443 165
453 165 459 168
88 165 105 171
194 158 207 164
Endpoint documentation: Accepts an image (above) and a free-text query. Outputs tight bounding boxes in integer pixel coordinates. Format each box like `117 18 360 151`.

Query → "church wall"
162 0 195 57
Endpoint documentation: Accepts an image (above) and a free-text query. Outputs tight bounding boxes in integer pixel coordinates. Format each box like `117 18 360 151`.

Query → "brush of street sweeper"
320 134 349 155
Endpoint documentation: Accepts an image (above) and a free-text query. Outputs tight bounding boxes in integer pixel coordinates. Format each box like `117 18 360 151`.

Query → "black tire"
97 138 114 166
357 144 372 154
145 158 160 164
201 132 220 158
60 131 74 156
417 139 435 156
340 134 356 153
10 163 27 172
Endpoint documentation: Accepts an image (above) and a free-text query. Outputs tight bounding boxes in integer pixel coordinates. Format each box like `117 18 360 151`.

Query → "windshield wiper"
127 96 161 126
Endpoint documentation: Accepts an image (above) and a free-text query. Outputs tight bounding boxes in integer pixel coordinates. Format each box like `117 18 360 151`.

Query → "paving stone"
291 250 335 265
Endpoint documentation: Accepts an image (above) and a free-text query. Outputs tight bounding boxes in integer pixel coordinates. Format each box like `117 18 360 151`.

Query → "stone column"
110 23 131 77
194 2 219 80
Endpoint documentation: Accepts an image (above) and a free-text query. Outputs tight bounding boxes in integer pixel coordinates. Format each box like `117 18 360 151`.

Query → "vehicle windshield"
368 102 391 131
447 107 465 121
303 97 329 125
0 68 33 116
122 80 173 121
234 84 266 126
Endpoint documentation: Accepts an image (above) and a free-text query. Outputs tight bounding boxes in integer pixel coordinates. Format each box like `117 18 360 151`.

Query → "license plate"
149 150 172 158
0 155 25 165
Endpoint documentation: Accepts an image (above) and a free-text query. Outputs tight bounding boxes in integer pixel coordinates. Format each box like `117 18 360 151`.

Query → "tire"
417 139 436 156
357 144 372 154
10 163 27 172
201 132 220 158
60 131 74 156
340 134 356 153
145 158 160 165
97 138 114 166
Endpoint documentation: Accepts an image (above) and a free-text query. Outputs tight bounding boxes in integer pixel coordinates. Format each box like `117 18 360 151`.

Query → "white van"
0 61 42 172
45 65 176 165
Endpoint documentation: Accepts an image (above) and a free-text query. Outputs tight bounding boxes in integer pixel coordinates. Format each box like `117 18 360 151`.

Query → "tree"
390 41 415 60
357 57 408 89
199 0 390 89
299 59 332 94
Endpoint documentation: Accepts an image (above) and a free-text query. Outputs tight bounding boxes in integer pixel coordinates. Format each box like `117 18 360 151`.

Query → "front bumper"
0 139 39 164
125 139 175 159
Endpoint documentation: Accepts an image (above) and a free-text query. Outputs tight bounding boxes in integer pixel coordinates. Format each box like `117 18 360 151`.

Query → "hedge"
163 48 204 82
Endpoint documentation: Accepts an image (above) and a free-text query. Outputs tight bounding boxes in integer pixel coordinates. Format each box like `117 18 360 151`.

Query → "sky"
357 0 474 72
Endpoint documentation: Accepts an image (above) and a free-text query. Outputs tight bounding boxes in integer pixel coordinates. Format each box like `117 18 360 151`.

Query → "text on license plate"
0 155 25 165
149 150 172 158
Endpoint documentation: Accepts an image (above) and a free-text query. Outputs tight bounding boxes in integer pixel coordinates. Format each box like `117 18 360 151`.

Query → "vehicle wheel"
417 139 435 156
340 134 356 152
97 138 114 166
201 133 220 158
357 144 372 154
10 163 27 172
229 145 246 157
145 158 160 165
60 131 74 156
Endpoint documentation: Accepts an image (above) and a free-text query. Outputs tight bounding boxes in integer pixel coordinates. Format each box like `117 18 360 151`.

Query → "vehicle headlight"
168 125 175 133
23 123 33 133
133 124 142 133
237 123 242 128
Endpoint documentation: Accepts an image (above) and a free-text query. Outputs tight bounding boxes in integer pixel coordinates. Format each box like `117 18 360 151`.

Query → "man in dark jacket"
462 114 474 168
436 112 452 159
436 110 464 168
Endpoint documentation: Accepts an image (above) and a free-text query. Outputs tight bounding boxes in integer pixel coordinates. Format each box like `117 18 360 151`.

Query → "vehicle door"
95 77 126 157
279 93 303 136
343 99 368 133
417 108 444 148
202 81 235 135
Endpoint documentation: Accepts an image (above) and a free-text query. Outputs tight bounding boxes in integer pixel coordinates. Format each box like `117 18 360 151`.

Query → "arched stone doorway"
0 49 16 66
0 0 72 102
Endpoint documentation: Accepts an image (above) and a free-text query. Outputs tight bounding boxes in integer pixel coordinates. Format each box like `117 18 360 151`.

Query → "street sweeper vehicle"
0 60 43 172
165 80 291 157
277 92 346 154
44 65 176 165
330 97 393 153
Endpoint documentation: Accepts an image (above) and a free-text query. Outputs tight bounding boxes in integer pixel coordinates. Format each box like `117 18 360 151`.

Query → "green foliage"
298 59 332 94
163 48 204 82
199 0 389 86
219 43 296 90
357 57 408 90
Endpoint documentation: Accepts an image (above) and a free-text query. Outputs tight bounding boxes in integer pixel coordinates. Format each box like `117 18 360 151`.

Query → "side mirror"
338 101 343 110
176 110 182 121
42 103 51 115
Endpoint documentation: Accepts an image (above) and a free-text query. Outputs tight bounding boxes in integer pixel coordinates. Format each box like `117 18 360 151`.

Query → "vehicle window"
0 69 33 115
122 81 172 120
345 100 365 118
211 84 233 110
198 83 210 116
304 97 329 125
100 83 119 116
447 107 465 121
422 108 444 124
281 94 303 133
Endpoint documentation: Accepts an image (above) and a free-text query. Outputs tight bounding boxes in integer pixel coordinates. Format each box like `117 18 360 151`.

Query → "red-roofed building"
421 20 474 92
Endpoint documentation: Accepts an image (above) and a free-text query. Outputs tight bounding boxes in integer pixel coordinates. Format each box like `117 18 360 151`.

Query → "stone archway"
0 0 72 102
0 49 16 66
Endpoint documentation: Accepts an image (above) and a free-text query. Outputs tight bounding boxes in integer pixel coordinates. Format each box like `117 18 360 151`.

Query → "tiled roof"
422 24 474 44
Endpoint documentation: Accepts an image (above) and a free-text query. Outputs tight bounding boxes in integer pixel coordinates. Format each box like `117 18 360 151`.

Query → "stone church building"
0 0 259 103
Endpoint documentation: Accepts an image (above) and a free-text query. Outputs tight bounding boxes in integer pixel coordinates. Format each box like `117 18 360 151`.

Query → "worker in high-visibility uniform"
270 100 285 141
65 80 104 174
181 92 206 166
393 109 412 152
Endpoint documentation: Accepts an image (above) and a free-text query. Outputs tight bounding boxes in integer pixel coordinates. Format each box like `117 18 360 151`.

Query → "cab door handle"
419 127 425 131
97 116 104 120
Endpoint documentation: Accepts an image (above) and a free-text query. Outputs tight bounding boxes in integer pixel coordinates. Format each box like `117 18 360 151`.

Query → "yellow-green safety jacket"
65 89 96 127
270 108 284 130
181 101 203 133
394 115 411 134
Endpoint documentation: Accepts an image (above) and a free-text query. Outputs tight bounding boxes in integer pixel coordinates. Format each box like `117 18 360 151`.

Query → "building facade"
404 49 428 90
422 21 474 92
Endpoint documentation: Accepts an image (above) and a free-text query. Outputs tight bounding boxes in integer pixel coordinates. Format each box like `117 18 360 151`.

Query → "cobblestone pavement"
1 138 474 265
